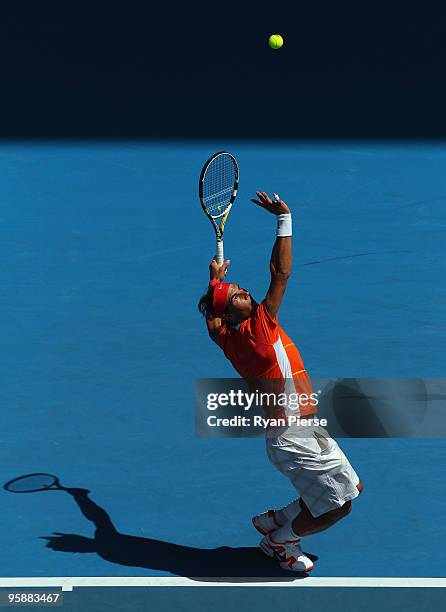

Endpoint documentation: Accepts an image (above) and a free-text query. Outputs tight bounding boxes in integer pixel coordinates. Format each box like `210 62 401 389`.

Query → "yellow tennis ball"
268 34 283 50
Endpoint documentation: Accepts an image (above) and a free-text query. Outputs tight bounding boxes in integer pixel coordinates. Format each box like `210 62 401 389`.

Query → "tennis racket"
4 473 69 493
199 151 239 265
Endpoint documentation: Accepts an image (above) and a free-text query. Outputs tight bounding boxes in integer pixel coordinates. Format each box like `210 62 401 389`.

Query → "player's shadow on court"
40 489 316 581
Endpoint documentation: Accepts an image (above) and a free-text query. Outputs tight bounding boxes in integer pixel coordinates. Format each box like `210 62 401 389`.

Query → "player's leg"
292 482 363 537
260 482 362 572
258 431 362 571
254 480 363 536
256 430 361 532
252 498 301 534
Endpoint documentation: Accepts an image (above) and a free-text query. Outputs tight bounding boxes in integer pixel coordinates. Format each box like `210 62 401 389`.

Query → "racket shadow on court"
4 474 317 582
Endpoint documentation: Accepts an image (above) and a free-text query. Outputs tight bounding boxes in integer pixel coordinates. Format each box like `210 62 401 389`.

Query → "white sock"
275 499 301 525
271 521 300 543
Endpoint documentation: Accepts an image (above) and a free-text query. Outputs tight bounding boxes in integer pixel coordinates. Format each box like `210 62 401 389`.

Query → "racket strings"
203 186 235 217
202 154 236 220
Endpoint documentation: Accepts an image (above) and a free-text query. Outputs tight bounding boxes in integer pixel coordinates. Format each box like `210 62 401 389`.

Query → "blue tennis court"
1 142 445 585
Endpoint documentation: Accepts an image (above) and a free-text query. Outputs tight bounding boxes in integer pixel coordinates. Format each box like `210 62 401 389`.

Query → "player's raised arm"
251 191 292 319
198 258 231 344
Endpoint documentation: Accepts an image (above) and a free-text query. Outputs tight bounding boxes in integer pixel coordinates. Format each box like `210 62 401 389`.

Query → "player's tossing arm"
251 191 292 319
205 258 230 343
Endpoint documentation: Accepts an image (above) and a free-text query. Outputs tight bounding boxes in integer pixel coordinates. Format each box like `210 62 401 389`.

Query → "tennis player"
198 192 363 573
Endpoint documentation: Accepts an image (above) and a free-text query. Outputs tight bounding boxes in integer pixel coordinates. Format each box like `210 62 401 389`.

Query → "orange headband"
209 280 231 318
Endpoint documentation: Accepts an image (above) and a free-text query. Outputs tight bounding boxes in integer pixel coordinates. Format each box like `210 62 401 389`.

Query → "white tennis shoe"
252 509 282 535
259 532 314 573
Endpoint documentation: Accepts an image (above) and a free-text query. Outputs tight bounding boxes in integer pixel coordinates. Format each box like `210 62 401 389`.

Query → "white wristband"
276 213 292 237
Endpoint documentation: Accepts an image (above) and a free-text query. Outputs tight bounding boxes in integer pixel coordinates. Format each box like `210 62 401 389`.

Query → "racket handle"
216 240 224 265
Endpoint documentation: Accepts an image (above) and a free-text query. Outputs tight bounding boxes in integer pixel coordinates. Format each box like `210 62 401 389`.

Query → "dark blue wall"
1 3 445 138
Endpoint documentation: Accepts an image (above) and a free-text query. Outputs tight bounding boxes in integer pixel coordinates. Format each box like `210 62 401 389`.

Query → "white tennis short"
266 422 360 518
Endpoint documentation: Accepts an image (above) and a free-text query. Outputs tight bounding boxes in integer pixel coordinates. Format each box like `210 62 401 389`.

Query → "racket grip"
216 240 224 265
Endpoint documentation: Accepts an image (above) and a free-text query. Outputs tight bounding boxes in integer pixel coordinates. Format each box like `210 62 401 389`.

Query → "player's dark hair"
198 285 237 327
198 286 215 319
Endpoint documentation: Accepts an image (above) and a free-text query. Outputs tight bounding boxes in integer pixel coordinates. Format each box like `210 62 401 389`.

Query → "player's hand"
209 258 230 281
251 191 290 215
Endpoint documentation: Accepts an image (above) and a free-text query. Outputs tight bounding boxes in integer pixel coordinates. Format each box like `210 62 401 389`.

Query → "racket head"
4 473 61 493
199 151 239 238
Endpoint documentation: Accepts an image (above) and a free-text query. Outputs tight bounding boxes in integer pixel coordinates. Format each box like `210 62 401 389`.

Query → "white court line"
0 577 446 592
